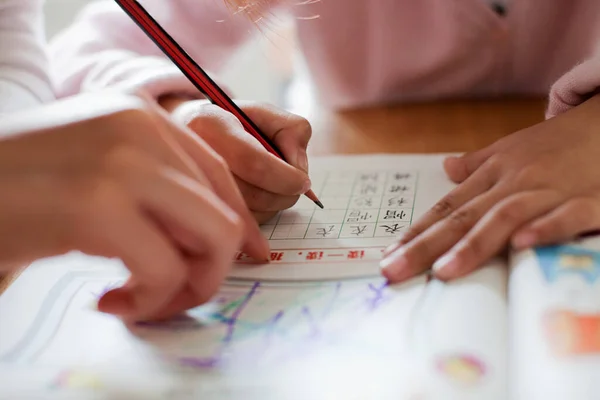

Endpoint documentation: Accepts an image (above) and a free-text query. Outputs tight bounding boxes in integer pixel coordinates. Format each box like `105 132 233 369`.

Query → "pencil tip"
314 200 324 209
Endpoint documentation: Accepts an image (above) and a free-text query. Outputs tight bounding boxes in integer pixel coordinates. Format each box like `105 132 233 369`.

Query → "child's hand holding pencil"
160 96 313 223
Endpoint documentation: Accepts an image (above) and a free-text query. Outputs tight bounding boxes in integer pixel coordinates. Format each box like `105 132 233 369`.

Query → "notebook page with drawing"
509 236 600 399
0 154 510 400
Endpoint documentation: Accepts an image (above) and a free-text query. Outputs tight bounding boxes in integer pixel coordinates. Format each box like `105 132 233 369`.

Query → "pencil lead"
314 200 324 209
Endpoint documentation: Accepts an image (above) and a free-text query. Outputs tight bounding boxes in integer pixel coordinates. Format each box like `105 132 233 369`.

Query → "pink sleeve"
546 53 600 119
48 0 258 100
0 0 53 113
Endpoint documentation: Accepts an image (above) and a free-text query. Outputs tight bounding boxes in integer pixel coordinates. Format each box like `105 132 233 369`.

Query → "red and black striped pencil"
113 0 324 209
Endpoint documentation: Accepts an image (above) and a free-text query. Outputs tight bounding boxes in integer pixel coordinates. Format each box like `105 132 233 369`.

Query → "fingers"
431 190 561 280
380 189 503 282
98 147 244 320
158 109 270 260
238 101 312 173
94 205 189 320
512 196 600 249
383 166 496 257
111 106 206 185
443 144 497 183
380 189 561 283
183 104 310 196
235 177 300 212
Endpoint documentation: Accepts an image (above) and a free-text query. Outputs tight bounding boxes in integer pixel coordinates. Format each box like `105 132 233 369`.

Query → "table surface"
0 97 547 294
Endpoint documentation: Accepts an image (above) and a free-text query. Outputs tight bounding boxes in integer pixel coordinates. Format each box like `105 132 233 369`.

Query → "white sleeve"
0 0 53 113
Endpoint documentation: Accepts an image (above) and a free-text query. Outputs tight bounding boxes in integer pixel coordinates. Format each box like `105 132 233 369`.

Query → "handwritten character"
387 196 409 207
350 225 368 236
359 184 378 195
358 173 379 181
380 223 405 235
352 196 375 207
384 210 407 220
316 225 336 237
346 210 373 222
392 173 412 180
388 184 411 194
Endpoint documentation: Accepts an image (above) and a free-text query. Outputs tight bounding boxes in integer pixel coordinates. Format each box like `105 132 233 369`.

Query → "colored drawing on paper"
52 370 103 390
129 280 392 370
535 245 600 284
543 309 600 357
436 354 486 385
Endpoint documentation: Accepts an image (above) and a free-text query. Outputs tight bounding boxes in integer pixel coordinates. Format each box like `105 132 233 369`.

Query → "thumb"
444 145 496 183
240 102 312 174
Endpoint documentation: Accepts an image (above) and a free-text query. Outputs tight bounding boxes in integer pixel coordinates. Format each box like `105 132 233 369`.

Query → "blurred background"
44 0 315 116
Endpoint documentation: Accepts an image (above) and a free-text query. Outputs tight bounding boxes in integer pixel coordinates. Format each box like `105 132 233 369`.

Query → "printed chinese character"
380 223 405 235
359 184 378 195
346 210 373 223
270 252 284 261
392 173 412 180
306 251 324 260
387 196 409 207
383 210 407 220
347 250 365 259
316 225 336 237
350 225 368 236
352 196 375 208
358 173 379 181
388 185 411 193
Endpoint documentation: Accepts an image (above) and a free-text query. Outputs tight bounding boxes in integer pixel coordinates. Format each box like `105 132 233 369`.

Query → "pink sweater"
49 0 600 118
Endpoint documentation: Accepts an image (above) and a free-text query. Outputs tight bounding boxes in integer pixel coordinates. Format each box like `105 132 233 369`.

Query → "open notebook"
1 154 599 400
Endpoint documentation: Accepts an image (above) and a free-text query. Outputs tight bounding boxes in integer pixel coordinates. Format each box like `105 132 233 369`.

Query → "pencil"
113 0 324 209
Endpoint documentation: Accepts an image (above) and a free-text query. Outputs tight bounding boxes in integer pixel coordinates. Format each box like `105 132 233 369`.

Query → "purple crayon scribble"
366 282 388 310
164 280 396 370
177 356 220 369
302 307 320 338
266 310 285 342
174 282 261 370
223 282 260 344
320 282 342 319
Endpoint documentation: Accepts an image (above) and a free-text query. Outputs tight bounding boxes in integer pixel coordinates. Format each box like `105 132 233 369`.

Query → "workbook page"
231 155 453 280
509 237 600 399
0 154 509 400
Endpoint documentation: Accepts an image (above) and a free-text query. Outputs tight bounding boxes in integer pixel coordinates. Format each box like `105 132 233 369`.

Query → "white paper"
0 154 509 399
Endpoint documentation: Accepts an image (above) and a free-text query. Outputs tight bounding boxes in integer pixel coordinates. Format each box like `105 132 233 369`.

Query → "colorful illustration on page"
535 245 600 285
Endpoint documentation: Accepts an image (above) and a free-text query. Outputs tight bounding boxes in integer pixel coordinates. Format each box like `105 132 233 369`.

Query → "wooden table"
307 97 545 155
0 97 546 294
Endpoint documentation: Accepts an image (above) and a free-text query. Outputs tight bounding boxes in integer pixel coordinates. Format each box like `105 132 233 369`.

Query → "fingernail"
97 291 132 316
260 237 271 261
383 242 400 256
301 179 312 194
379 247 408 280
432 252 457 274
512 232 537 249
297 150 309 173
